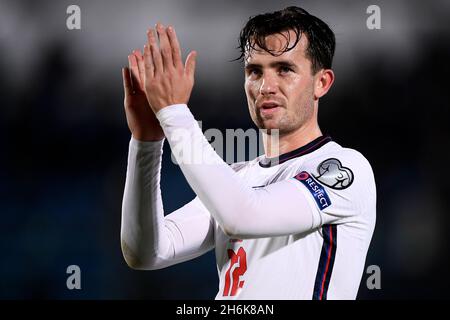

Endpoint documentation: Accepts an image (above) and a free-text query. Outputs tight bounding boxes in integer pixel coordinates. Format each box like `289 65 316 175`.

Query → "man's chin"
258 120 280 132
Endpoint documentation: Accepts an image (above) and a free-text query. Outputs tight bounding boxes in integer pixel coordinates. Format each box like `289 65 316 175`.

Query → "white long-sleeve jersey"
121 104 376 300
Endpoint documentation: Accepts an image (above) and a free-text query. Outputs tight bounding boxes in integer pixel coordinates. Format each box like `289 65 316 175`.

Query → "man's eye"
279 66 292 74
248 69 261 76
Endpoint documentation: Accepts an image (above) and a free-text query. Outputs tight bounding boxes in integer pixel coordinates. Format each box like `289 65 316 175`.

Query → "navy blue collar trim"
259 135 332 168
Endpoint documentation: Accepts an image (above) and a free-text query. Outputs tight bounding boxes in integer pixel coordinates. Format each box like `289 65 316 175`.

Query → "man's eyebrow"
273 60 297 68
244 60 298 70
244 63 262 70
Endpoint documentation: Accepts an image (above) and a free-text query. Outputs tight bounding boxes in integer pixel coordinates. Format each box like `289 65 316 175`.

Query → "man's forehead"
244 30 308 64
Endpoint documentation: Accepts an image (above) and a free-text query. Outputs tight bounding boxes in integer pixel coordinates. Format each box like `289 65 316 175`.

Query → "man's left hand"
143 23 197 113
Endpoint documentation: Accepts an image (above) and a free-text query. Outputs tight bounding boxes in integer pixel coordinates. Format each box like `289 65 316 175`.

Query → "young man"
121 6 376 299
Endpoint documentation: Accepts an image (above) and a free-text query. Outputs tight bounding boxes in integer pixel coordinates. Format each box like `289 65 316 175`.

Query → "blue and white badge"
294 171 332 210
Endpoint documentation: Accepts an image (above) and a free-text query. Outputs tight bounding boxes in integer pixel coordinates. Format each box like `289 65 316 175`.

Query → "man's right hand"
122 50 164 141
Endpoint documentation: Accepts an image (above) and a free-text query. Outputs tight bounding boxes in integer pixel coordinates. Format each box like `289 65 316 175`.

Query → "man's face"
244 30 317 135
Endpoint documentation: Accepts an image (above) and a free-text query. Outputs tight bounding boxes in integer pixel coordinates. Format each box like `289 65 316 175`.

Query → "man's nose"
259 73 278 96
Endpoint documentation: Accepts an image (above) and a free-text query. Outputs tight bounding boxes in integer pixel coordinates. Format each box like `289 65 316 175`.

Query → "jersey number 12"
223 247 247 296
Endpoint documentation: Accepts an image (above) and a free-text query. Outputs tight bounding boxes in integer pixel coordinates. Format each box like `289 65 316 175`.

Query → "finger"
185 50 197 80
143 43 154 79
147 28 163 75
122 67 132 98
167 26 183 69
133 49 146 91
128 54 140 92
156 23 173 71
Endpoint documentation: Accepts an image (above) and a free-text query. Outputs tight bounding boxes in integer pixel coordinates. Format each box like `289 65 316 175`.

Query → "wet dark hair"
237 6 335 74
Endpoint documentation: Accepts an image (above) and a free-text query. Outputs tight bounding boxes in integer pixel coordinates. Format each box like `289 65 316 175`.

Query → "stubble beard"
253 100 314 137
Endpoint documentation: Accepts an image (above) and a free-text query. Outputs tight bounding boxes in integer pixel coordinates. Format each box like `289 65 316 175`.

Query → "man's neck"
263 121 322 158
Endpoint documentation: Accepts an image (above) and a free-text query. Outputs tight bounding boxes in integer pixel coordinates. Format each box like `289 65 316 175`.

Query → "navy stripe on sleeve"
312 224 337 300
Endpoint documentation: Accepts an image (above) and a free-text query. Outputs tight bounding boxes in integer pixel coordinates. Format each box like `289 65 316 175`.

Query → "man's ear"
314 69 335 100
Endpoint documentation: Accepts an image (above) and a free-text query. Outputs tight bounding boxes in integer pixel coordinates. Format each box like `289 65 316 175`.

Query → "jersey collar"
259 135 332 168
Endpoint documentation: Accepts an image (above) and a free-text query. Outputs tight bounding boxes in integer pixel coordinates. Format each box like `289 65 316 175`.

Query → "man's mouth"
258 102 281 116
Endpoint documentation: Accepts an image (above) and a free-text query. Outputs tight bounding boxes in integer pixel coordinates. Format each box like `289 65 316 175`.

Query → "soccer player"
121 6 376 300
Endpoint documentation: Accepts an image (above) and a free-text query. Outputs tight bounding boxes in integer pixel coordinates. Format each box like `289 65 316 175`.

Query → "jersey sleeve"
290 151 377 229
155 104 320 238
121 137 215 270
163 196 215 264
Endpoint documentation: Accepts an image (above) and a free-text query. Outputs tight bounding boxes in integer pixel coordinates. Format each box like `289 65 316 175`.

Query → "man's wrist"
155 104 190 123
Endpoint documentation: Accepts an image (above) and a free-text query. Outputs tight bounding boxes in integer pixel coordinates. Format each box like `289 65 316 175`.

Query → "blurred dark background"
0 0 449 299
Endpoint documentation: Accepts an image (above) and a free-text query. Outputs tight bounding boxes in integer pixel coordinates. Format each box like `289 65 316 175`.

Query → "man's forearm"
121 138 172 269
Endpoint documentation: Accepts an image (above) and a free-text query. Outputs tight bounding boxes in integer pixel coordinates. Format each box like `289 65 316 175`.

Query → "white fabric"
120 138 214 270
121 103 376 299
155 104 315 238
